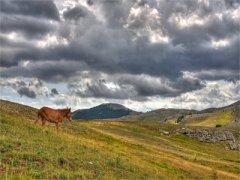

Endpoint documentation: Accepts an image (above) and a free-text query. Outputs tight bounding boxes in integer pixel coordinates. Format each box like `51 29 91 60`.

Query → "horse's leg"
56 122 59 131
41 118 46 126
34 118 39 124
35 115 42 124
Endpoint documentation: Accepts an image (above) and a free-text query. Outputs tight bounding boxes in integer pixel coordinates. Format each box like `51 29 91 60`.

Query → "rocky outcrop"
159 129 170 135
228 141 240 150
182 128 240 151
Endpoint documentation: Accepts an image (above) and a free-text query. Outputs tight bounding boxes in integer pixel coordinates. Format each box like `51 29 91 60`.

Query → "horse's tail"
35 108 43 124
38 108 48 121
37 108 43 119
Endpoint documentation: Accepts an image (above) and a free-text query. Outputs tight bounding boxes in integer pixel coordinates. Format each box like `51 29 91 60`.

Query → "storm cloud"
51 88 59 95
63 6 89 20
68 72 205 101
0 0 59 38
0 78 49 99
0 0 60 20
0 0 239 103
17 87 36 98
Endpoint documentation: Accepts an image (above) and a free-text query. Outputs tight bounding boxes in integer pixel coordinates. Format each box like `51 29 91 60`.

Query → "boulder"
182 128 238 151
159 129 170 135
228 141 240 150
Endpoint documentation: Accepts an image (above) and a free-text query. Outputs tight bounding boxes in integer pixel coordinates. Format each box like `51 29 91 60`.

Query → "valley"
0 99 239 179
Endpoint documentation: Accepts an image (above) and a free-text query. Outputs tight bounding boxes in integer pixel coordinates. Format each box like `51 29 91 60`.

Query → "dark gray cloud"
51 88 59 95
0 0 59 21
87 0 93 6
0 14 57 38
0 0 239 100
68 73 205 100
0 78 51 99
69 79 132 100
0 60 87 81
17 86 36 98
0 79 44 99
190 70 239 81
0 0 59 38
172 80 240 110
63 6 89 20
224 0 240 8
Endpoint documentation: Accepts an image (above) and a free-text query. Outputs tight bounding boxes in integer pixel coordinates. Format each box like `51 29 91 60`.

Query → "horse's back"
38 107 60 122
40 106 54 111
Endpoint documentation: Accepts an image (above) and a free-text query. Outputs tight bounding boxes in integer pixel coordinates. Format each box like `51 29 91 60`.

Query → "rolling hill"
131 108 197 122
128 100 240 127
0 99 239 179
167 100 240 127
71 100 239 124
72 103 138 120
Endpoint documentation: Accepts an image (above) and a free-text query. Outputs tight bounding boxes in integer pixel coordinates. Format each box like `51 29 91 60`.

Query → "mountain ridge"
72 103 139 120
1 99 239 121
122 100 240 124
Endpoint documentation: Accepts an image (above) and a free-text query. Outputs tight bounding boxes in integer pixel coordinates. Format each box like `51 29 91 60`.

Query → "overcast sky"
0 0 239 112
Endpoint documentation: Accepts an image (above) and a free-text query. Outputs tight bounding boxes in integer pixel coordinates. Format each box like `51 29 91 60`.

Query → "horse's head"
65 107 72 121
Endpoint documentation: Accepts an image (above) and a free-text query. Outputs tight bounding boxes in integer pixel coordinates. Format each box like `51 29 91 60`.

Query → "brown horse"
36 107 72 130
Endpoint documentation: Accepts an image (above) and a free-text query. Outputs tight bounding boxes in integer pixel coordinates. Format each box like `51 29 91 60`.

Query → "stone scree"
182 128 240 151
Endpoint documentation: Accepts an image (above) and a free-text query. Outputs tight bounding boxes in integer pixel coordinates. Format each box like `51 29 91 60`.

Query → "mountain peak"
72 103 136 120
96 103 129 110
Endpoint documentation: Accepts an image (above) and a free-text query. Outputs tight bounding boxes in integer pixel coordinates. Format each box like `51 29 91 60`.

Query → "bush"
176 115 184 123
215 124 222 128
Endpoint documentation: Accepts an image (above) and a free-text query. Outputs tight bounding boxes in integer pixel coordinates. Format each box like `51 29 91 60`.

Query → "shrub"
215 124 222 128
176 115 184 123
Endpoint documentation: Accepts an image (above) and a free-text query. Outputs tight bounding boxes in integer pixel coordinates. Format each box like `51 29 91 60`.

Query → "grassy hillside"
129 101 239 127
185 110 232 127
0 100 37 119
0 100 239 179
166 101 239 128
130 108 196 122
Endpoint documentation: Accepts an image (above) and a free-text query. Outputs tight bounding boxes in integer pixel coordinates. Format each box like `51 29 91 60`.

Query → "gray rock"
182 128 239 151
228 141 240 150
159 129 170 135
225 131 235 142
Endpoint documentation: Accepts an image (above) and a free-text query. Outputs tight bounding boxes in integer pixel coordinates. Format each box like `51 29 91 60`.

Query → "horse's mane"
58 108 70 116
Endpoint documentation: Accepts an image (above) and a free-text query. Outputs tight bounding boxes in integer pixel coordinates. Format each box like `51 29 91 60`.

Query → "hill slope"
168 100 240 127
200 100 240 114
0 99 37 119
132 108 197 122
129 100 239 128
72 103 138 120
0 100 239 179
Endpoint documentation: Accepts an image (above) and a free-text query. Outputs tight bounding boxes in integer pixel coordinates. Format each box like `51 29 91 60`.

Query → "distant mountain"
179 100 240 126
200 100 240 113
1 98 239 124
131 108 197 122
72 103 138 120
129 100 240 123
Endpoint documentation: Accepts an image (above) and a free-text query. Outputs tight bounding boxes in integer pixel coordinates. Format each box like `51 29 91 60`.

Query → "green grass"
0 100 239 179
166 109 233 128
187 110 232 127
0 114 148 179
